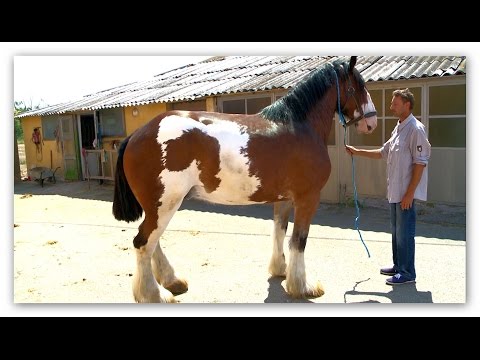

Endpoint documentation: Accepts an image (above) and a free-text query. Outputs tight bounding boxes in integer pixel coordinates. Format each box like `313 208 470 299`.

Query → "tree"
14 100 48 142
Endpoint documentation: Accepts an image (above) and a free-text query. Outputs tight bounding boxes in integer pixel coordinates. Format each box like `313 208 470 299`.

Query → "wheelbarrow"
30 166 60 187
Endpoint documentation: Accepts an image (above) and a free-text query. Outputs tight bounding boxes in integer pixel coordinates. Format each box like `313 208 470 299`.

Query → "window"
221 96 271 114
99 108 125 137
41 115 61 140
172 100 206 111
246 97 271 114
223 99 245 114
428 117 466 147
428 84 466 148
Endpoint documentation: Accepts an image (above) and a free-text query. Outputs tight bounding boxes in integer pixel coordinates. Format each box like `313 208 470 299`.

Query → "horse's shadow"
343 279 433 303
264 277 313 303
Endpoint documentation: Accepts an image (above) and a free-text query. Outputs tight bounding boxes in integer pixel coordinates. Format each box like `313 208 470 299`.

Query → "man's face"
389 95 409 118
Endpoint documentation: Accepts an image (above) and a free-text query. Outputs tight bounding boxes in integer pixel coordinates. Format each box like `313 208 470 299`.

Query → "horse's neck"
307 89 337 142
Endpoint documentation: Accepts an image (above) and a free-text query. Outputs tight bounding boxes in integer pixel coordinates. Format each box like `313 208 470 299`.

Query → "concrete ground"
12 179 468 314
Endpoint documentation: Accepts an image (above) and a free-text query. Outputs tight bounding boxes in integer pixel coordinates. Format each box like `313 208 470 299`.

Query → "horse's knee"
133 232 148 249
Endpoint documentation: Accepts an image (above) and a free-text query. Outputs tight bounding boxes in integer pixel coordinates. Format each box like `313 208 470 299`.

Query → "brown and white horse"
113 56 377 302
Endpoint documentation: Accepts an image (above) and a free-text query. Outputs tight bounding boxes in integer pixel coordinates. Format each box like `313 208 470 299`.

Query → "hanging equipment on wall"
31 127 44 160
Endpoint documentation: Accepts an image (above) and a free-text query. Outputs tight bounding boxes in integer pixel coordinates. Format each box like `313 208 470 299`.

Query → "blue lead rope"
333 71 371 258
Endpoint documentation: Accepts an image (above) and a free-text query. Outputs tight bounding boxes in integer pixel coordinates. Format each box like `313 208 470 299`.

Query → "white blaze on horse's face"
354 90 378 135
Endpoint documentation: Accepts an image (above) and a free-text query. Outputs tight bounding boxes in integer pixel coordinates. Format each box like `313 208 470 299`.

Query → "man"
345 88 431 285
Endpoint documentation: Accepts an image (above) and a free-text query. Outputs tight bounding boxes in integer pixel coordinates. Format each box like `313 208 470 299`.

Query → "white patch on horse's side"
158 161 200 208
156 115 203 166
198 119 261 204
156 115 262 205
157 115 202 145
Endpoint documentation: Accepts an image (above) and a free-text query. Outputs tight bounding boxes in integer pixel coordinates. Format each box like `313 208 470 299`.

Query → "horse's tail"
113 135 143 222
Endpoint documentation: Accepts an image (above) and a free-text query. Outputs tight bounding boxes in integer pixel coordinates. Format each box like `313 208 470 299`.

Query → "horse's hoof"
304 281 325 298
159 287 178 303
164 278 189 295
133 284 177 303
133 293 177 303
286 280 325 299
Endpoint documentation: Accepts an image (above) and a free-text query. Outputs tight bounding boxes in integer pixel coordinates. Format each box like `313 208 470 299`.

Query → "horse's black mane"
260 59 365 125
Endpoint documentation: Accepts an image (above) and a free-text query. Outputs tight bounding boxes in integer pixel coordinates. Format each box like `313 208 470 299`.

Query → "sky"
3 42 479 317
14 56 212 107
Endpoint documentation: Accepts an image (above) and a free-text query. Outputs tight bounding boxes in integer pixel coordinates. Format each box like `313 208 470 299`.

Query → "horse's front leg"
269 200 293 277
286 197 324 299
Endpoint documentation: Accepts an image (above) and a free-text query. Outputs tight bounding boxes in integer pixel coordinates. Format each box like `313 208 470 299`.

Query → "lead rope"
333 71 371 258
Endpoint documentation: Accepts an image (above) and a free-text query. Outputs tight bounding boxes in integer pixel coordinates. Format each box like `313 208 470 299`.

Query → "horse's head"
338 56 378 134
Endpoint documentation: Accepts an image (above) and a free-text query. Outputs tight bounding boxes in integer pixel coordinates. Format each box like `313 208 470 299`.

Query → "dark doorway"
80 114 95 149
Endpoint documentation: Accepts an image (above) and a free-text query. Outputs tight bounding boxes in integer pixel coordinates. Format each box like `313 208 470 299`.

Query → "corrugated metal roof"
19 55 466 117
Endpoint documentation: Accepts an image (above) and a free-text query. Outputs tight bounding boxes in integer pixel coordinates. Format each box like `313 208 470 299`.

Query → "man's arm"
401 163 426 210
345 145 382 159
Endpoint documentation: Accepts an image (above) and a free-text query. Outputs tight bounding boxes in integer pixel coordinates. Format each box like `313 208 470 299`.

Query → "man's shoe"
380 266 397 276
386 273 415 285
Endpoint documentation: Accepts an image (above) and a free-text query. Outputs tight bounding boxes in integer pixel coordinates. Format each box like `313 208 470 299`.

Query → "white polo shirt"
380 114 431 204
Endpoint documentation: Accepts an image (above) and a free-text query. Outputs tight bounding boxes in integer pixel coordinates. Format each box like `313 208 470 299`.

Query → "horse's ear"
349 56 357 72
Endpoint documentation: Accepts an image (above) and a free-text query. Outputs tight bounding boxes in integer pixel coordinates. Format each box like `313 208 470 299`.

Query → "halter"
335 71 377 127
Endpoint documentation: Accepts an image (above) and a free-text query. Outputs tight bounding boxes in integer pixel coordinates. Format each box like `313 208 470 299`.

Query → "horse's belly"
192 190 262 205
192 168 264 205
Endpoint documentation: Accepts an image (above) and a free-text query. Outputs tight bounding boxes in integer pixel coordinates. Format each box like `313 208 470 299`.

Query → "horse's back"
122 110 332 207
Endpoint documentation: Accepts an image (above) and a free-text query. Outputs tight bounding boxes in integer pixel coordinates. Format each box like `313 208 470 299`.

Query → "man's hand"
401 192 414 210
345 145 357 156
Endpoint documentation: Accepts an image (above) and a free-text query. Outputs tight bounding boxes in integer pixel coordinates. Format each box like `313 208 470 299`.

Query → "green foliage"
343 196 364 208
64 168 78 180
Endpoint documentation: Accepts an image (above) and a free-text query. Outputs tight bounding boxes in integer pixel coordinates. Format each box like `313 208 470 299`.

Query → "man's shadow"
344 279 433 303
263 277 433 303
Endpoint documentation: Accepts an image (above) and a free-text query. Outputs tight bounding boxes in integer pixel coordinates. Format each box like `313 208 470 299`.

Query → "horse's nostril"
367 125 372 131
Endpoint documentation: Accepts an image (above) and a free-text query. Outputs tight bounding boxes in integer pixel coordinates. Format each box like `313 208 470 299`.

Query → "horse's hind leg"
132 198 184 303
269 200 292 277
286 197 324 299
152 242 188 295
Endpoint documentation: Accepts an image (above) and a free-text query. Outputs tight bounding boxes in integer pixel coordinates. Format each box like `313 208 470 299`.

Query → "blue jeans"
390 201 416 280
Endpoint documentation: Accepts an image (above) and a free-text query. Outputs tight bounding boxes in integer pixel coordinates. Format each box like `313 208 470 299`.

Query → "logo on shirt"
417 145 423 152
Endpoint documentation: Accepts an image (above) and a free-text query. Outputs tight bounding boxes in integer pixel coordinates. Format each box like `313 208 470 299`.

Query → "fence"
82 149 118 181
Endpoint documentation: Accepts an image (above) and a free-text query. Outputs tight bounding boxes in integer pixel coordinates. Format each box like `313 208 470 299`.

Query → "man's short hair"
393 88 415 111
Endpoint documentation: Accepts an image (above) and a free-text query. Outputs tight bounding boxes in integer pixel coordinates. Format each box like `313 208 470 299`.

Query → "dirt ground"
12 177 468 315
